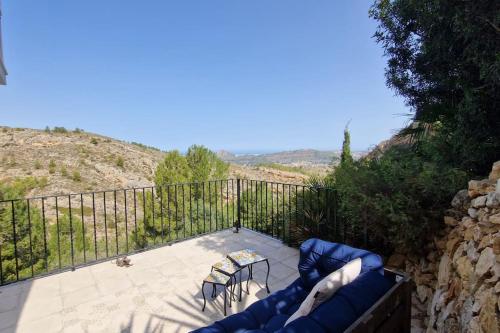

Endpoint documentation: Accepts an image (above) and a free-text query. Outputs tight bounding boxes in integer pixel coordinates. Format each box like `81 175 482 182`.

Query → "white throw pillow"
284 258 362 327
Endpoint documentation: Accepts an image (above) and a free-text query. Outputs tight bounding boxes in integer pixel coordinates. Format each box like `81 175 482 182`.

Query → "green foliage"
155 145 229 189
240 181 286 236
116 156 125 168
73 128 84 133
131 142 161 152
72 170 81 182
90 138 98 145
34 161 42 170
155 150 191 186
340 125 353 166
44 126 51 133
132 182 235 249
52 127 68 133
48 160 56 174
330 143 467 254
154 146 229 206
370 0 500 175
0 177 48 200
0 178 52 281
186 145 229 198
256 163 310 175
58 205 94 216
186 145 212 183
61 166 68 177
47 213 91 269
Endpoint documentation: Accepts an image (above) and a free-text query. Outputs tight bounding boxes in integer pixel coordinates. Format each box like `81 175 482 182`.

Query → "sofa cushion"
263 314 288 332
308 270 394 332
217 311 259 332
335 270 394 316
246 278 308 326
191 323 225 333
298 239 384 288
308 291 358 333
284 258 361 326
275 317 326 333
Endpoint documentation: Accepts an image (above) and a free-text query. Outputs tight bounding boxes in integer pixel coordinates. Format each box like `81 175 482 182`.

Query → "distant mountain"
217 149 366 166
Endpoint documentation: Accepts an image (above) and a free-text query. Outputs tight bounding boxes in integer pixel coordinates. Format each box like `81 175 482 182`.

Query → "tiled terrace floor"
0 229 300 333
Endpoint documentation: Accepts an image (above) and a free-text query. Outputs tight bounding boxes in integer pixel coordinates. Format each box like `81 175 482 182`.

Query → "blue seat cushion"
307 270 394 332
191 323 225 333
245 278 308 326
275 317 326 333
335 270 393 316
298 239 384 288
217 311 259 332
263 314 288 332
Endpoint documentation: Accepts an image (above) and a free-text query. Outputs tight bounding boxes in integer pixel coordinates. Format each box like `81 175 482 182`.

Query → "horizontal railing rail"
0 179 344 286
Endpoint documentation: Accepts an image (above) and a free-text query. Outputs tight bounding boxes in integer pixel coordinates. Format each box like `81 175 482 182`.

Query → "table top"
212 258 241 275
204 271 231 285
227 249 266 267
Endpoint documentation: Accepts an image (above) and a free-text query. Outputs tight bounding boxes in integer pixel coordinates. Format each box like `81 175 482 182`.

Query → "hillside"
218 149 341 165
0 127 309 198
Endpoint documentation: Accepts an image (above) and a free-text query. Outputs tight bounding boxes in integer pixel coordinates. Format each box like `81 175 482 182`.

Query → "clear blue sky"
0 1 409 152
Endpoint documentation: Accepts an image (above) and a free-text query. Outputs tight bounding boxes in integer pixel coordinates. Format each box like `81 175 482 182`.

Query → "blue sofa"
192 239 397 333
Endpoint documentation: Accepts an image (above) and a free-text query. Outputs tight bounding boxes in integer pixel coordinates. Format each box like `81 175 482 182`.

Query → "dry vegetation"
0 126 308 199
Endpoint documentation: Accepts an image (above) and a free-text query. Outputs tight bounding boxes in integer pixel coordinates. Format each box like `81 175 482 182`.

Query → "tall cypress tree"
340 125 353 166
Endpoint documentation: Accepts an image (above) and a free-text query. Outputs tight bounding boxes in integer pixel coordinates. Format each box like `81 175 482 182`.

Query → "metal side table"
201 271 233 316
212 258 245 302
227 249 271 294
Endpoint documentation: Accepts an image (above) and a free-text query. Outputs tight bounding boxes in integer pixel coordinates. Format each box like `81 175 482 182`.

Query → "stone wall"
387 161 500 333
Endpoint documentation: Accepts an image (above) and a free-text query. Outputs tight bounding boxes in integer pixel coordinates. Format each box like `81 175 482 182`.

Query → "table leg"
239 270 242 301
211 284 216 298
223 286 227 316
265 259 270 293
202 281 207 312
231 276 237 301
246 266 251 294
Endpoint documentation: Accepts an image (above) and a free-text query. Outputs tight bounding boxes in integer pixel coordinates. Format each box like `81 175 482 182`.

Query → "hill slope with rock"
0 127 309 198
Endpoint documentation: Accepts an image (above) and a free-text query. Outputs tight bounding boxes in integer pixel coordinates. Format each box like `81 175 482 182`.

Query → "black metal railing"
0 179 341 286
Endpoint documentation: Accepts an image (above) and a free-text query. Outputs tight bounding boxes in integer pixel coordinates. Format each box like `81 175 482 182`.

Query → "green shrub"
90 138 98 145
131 142 161 151
116 156 124 168
61 166 68 177
330 144 467 254
256 163 309 175
72 170 81 182
44 126 51 133
34 161 42 169
48 160 56 174
0 178 50 281
52 127 68 133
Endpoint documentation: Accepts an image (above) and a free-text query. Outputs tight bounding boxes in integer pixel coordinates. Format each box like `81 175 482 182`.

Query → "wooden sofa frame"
345 268 413 333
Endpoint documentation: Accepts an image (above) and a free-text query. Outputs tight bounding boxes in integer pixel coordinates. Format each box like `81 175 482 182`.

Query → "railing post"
235 178 241 233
